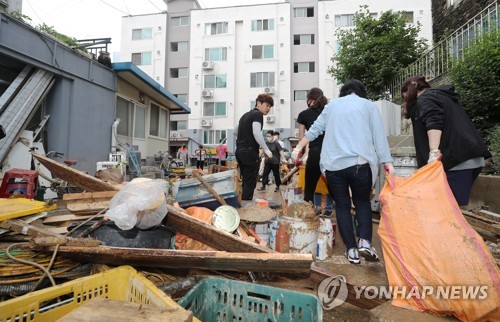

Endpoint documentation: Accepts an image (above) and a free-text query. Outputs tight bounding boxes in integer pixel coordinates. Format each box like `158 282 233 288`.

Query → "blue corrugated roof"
112 62 190 113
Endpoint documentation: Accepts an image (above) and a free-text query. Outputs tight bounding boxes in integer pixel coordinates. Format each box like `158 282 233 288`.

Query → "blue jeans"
325 164 373 250
314 193 333 213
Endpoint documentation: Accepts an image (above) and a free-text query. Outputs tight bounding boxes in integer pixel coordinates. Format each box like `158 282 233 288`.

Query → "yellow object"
296 166 329 194
0 199 57 221
0 265 198 322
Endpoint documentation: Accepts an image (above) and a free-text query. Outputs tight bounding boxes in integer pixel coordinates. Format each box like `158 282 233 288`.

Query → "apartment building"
119 0 432 154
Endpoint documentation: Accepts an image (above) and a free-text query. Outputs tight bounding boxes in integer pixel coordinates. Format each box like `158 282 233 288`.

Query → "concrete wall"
0 13 116 174
431 0 495 42
469 175 500 213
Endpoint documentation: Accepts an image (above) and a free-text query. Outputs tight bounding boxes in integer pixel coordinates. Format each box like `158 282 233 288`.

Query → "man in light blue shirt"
292 80 394 264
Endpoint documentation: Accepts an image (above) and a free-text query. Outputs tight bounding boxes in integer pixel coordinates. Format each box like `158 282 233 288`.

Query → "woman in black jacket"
401 76 491 206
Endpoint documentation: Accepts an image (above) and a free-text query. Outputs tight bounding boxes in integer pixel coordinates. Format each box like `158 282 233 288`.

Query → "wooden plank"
43 214 98 224
57 298 192 322
0 199 56 221
463 210 499 225
66 200 109 212
0 219 63 238
62 191 117 201
165 204 386 310
37 246 313 273
32 152 118 192
165 204 270 253
463 216 500 236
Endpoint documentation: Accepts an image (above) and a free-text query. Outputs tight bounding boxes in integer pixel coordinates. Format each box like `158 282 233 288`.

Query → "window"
116 97 133 136
134 106 146 139
251 19 274 31
203 102 227 116
170 68 189 78
131 52 152 65
171 41 189 52
334 14 355 27
205 22 228 35
252 45 274 59
150 103 169 138
294 62 315 73
171 16 189 26
204 74 227 88
174 94 188 104
250 72 275 87
132 28 152 40
293 34 315 45
294 90 308 101
294 7 314 18
170 120 187 131
204 130 227 145
204 47 228 61
403 11 414 23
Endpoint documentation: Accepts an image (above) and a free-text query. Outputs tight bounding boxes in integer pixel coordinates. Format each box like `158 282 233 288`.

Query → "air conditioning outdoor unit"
200 119 212 127
266 115 276 123
264 87 275 95
201 89 213 98
202 61 214 70
170 131 180 138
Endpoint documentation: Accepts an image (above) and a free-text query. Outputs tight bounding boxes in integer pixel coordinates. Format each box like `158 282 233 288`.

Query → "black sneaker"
345 248 360 264
257 187 266 191
358 238 379 262
274 187 279 192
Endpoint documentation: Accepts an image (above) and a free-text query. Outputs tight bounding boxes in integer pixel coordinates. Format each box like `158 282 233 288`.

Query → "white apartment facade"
120 0 432 154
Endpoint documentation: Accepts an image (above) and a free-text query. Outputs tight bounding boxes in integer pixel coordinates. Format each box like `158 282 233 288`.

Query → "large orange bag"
379 161 499 321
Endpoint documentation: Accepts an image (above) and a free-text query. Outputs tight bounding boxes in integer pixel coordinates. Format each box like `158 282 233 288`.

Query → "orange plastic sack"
174 206 215 251
378 161 499 321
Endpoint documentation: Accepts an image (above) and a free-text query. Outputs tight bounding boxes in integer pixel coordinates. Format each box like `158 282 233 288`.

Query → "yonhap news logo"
317 275 348 309
318 275 490 310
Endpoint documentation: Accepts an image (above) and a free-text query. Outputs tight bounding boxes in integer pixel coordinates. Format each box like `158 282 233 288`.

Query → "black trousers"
304 145 323 202
196 160 205 170
262 162 281 189
235 147 260 200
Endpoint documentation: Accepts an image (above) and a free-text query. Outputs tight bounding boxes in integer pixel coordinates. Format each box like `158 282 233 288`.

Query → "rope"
5 243 57 287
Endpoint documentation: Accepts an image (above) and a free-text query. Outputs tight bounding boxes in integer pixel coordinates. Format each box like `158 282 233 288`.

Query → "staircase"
389 0 499 101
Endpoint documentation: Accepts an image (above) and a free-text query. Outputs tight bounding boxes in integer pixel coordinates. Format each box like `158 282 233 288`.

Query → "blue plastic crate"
178 277 322 322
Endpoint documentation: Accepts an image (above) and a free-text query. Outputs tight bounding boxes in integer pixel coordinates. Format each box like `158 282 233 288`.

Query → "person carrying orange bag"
379 161 499 321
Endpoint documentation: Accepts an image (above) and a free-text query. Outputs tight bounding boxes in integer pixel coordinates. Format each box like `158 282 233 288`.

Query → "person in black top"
258 130 286 192
296 87 329 203
235 94 274 201
401 76 491 205
97 51 112 69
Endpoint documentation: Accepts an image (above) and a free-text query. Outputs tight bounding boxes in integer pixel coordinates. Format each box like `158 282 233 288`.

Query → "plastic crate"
0 266 193 322
178 277 322 322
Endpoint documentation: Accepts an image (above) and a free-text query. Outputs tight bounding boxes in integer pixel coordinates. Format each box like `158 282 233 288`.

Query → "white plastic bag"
105 178 168 230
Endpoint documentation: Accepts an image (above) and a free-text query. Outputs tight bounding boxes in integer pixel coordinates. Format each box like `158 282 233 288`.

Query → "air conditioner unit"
170 131 179 138
266 115 276 123
200 119 212 127
201 89 213 98
202 61 214 70
264 87 275 95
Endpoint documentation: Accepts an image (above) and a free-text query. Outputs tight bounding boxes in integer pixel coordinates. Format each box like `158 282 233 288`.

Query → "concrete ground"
253 183 458 322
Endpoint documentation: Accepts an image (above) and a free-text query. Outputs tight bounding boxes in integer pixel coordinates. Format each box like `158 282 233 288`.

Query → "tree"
450 30 500 140
329 6 428 100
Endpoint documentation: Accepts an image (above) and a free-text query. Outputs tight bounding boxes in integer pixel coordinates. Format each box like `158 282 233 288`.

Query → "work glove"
428 149 442 163
291 144 303 162
384 163 395 175
264 149 273 159
302 153 308 166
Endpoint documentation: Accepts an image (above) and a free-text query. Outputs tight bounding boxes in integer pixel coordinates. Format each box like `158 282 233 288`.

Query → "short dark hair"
256 94 274 107
339 79 367 98
273 131 280 136
266 130 274 136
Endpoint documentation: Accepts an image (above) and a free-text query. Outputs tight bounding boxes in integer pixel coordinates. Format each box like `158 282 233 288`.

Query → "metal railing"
389 0 499 101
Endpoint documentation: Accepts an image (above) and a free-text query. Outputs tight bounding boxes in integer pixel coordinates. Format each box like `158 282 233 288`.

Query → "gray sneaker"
345 247 360 264
358 238 379 262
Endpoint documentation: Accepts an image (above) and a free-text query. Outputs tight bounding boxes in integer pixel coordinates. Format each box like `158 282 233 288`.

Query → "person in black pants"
259 130 286 192
235 94 274 201
194 145 206 170
296 87 329 203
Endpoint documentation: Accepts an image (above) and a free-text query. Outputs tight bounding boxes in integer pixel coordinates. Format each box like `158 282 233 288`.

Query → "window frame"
205 22 229 35
132 28 152 40
171 16 190 27
294 90 308 101
251 45 274 59
203 74 227 89
131 52 152 65
171 41 189 52
250 72 275 88
149 102 169 139
293 7 314 18
170 67 189 78
251 19 275 31
204 47 228 61
203 129 227 145
293 34 315 45
293 62 315 73
203 101 227 117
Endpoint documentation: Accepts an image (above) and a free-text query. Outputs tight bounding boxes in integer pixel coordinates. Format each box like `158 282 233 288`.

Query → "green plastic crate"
178 277 322 322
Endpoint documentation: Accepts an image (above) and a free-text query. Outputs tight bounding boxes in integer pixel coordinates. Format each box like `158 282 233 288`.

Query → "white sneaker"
358 238 379 262
345 248 360 264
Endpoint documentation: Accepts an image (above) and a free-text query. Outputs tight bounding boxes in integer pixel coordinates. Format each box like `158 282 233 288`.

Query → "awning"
112 62 190 114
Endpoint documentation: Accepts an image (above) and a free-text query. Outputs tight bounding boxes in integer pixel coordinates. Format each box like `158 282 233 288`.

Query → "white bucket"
279 215 319 255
